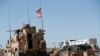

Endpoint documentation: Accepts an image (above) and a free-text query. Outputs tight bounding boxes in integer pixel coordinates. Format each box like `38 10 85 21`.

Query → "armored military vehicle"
5 24 46 56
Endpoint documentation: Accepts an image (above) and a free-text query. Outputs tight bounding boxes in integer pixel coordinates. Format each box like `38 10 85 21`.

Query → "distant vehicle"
59 38 98 51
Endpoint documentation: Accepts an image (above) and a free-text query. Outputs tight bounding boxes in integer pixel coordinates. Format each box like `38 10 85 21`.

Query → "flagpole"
40 17 44 30
40 0 44 30
27 0 30 25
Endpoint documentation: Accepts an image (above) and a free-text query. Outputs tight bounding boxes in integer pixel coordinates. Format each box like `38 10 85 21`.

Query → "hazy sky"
0 0 100 48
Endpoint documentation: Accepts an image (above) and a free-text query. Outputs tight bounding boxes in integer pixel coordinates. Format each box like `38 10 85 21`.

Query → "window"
27 34 33 49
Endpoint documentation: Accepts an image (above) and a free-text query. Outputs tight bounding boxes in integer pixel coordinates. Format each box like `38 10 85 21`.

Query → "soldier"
54 49 59 56
36 29 46 56
38 40 46 56
50 51 55 56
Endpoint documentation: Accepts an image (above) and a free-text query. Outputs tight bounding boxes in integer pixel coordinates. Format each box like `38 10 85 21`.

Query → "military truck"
5 24 46 56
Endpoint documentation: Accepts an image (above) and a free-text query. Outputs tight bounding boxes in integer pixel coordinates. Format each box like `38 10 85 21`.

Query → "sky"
0 0 100 48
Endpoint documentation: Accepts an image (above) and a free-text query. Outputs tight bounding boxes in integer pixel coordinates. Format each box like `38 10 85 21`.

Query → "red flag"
36 8 42 18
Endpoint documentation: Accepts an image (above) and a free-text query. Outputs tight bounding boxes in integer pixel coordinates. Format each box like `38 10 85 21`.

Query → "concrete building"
0 49 5 56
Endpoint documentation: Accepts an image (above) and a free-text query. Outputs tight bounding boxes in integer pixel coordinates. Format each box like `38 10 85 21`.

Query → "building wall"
0 49 5 56
89 38 97 45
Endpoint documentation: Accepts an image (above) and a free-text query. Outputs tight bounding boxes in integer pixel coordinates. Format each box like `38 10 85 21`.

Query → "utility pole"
53 42 56 49
0 44 2 49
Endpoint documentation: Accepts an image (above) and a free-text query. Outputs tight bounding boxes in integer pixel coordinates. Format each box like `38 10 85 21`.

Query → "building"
0 49 5 56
